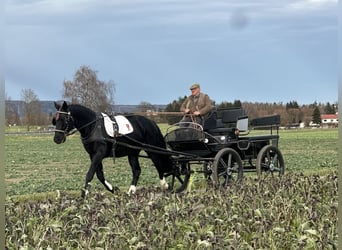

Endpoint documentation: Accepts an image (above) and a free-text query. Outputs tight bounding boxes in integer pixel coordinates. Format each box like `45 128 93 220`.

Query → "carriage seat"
250 114 280 127
205 108 248 137
202 108 217 130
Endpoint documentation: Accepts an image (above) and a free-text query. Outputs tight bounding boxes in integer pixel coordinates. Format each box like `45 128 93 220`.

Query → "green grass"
5 131 170 196
5 127 337 196
278 129 337 172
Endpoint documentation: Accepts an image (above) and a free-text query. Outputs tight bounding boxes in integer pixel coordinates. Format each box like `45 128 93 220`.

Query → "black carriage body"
165 108 281 159
164 108 285 191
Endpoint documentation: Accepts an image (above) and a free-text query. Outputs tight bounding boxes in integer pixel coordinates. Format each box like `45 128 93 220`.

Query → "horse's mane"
69 104 95 114
69 104 97 119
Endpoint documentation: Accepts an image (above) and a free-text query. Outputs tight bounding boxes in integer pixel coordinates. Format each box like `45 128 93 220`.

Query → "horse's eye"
52 117 56 126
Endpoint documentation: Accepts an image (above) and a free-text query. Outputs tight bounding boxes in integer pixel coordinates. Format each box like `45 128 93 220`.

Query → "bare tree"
21 89 41 131
138 101 155 112
63 65 115 111
5 92 19 126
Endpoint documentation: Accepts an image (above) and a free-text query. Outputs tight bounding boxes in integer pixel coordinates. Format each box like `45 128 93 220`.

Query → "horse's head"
52 101 75 144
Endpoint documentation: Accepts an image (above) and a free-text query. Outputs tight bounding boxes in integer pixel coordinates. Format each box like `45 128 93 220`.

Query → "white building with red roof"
321 113 338 128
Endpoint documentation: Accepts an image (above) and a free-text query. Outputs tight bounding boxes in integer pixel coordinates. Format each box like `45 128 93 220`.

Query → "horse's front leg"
127 155 141 195
82 152 104 198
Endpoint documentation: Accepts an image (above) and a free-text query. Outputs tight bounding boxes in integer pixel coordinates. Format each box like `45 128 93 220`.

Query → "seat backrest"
221 108 246 124
216 118 224 128
202 108 217 130
250 115 280 127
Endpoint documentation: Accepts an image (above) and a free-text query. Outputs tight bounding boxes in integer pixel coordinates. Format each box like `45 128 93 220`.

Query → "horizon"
5 98 338 107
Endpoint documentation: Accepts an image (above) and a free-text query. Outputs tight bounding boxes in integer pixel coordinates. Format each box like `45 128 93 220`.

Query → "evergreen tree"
286 100 299 110
165 96 187 112
164 96 187 124
312 106 321 125
324 102 336 114
216 100 242 110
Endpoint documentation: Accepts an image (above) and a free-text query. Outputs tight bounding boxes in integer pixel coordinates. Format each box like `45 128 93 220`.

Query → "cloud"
6 0 337 29
288 0 337 10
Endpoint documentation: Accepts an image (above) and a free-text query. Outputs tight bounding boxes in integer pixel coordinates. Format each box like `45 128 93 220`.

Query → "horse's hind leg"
148 153 169 190
127 155 141 194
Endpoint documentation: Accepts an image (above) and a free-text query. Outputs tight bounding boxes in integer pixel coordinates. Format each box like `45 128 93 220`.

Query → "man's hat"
190 83 200 90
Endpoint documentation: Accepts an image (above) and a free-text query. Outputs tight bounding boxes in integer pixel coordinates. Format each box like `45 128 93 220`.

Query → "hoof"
160 177 169 190
127 185 136 195
81 186 90 198
81 189 88 198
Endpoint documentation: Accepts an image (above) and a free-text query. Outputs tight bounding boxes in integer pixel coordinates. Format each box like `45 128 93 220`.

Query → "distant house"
321 113 338 128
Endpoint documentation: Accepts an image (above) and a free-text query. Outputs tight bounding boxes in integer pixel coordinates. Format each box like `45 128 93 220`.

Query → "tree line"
162 97 336 126
5 65 337 129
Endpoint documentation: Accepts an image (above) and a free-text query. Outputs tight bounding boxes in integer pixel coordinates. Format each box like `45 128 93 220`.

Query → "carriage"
163 108 285 192
53 102 284 196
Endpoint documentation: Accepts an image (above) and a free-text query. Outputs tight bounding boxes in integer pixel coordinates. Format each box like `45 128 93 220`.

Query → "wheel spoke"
270 154 278 165
219 157 228 169
217 171 226 177
260 163 269 170
265 151 270 163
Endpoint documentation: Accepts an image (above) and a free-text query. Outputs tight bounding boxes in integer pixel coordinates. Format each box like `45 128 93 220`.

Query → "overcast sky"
5 0 338 105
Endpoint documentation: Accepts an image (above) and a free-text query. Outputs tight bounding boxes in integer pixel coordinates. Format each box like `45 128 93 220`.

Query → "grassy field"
5 127 338 248
5 127 337 196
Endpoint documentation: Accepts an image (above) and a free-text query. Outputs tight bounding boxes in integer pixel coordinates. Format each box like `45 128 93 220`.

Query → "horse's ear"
62 101 68 110
54 102 60 110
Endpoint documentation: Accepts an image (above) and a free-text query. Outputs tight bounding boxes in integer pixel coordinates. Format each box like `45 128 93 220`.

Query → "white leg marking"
84 182 91 196
160 177 169 189
127 185 136 195
105 180 113 191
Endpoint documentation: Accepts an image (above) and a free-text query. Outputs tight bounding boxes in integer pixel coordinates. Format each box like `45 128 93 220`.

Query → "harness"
80 114 108 145
55 110 180 161
55 110 122 162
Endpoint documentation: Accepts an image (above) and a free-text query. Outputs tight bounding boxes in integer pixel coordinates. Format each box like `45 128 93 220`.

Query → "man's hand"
193 111 200 116
184 108 190 114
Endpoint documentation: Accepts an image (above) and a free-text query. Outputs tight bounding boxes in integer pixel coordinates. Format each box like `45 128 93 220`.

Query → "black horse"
52 101 173 197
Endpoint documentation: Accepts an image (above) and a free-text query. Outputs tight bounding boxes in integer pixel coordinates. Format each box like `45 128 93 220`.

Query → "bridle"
54 109 100 138
54 110 77 136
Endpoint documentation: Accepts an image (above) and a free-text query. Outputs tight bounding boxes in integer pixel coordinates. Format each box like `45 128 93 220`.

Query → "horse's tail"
150 119 174 172
137 116 173 173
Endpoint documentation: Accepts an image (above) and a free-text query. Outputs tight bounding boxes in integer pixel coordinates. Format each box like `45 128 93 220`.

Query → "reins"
115 134 199 158
55 110 198 159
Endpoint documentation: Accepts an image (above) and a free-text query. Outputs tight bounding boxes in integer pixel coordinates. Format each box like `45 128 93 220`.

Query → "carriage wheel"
168 163 191 193
256 145 284 179
212 148 243 188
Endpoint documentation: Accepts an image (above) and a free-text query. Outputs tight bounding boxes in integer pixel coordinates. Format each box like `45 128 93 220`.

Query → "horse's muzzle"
54 135 66 144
